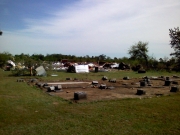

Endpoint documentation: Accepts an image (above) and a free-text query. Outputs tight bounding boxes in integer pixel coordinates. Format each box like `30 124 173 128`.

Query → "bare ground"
34 77 180 103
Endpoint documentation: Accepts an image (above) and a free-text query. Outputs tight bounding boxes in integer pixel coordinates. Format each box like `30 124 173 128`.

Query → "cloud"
1 0 180 58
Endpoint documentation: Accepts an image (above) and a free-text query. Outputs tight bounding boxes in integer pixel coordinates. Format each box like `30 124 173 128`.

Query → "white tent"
75 65 89 73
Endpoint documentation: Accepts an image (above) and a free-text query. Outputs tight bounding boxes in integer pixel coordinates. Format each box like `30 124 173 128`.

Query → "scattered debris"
118 62 130 70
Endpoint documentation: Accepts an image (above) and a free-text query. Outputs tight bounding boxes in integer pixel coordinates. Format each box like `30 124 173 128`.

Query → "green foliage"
0 52 13 68
0 51 179 72
169 27 180 70
128 41 149 68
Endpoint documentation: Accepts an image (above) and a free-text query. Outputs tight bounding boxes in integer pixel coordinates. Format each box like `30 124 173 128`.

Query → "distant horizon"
1 51 174 61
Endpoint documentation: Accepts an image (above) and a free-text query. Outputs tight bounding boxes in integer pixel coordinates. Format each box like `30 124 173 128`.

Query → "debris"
98 68 109 72
67 65 75 72
95 67 98 72
7 60 16 67
75 65 89 73
118 62 130 70
132 64 144 71
35 66 46 76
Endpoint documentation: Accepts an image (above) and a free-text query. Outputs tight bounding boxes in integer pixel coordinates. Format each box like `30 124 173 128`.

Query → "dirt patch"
35 77 180 103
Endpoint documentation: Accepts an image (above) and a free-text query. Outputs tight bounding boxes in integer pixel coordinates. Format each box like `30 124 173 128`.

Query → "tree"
128 41 149 68
169 27 180 56
169 27 180 70
0 52 13 68
98 54 106 61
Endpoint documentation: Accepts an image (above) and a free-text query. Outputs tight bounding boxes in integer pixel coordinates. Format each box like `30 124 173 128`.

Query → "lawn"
0 69 180 135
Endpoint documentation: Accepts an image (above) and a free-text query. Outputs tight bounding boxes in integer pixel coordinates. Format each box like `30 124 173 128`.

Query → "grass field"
0 69 180 135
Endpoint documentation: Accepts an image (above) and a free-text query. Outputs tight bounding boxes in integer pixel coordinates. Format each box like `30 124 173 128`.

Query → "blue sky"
0 0 180 59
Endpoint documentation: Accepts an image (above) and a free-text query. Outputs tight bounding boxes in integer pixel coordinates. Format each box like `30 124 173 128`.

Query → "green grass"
43 69 180 81
0 69 180 135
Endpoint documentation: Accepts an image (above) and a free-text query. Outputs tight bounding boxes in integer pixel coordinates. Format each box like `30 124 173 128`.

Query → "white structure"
75 65 89 73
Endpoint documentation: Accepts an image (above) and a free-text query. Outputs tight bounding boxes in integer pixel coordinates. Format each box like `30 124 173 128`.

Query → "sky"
0 0 180 59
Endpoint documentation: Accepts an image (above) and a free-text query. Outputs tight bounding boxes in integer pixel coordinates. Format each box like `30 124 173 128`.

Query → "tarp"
35 66 46 76
75 65 89 73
